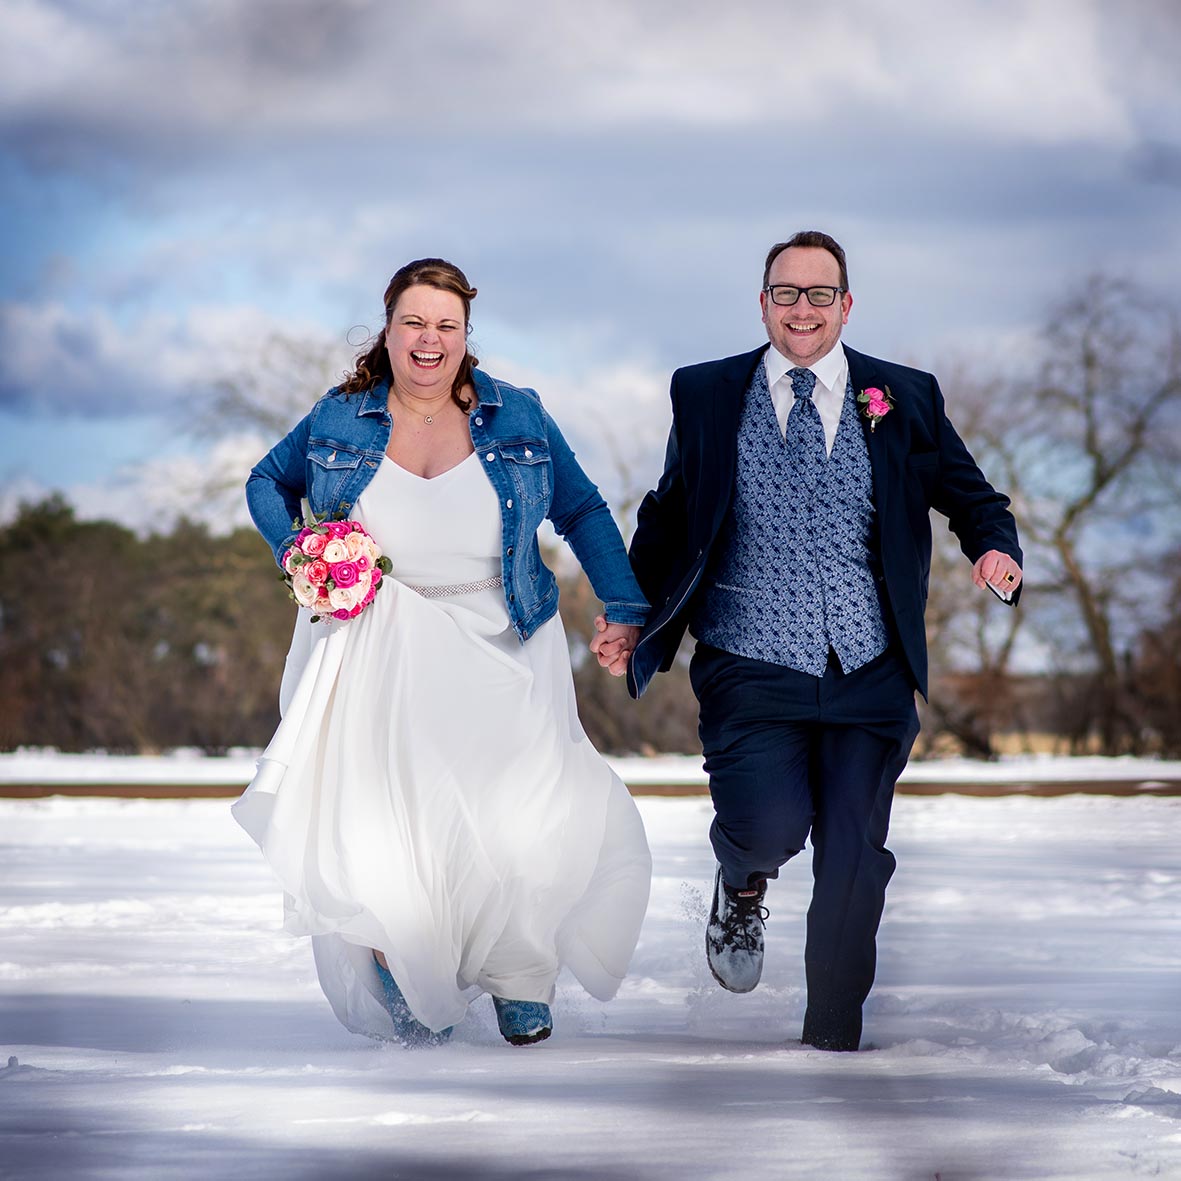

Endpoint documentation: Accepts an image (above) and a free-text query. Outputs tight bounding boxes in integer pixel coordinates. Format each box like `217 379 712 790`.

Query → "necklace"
393 387 447 426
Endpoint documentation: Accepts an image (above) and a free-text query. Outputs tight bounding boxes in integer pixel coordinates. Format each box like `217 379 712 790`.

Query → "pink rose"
301 532 328 558
868 397 890 416
332 561 360 588
332 607 352 620
354 554 370 573
305 559 329 584
283 548 301 575
326 521 351 539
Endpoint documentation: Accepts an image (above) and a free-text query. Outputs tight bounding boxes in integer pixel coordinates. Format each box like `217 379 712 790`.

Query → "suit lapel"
706 346 764 537
845 345 892 523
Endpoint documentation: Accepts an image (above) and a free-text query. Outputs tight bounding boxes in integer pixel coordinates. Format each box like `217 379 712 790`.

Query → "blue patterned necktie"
785 367 825 486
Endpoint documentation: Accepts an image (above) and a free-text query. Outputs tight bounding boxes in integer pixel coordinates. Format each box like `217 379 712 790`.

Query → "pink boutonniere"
857 385 894 432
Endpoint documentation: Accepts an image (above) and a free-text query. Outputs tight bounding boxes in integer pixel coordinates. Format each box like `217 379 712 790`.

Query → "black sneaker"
705 865 768 993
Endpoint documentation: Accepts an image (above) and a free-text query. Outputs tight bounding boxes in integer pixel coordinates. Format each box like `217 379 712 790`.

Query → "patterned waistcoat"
691 362 888 676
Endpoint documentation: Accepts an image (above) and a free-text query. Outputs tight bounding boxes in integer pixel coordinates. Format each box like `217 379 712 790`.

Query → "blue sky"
1 0 1179 527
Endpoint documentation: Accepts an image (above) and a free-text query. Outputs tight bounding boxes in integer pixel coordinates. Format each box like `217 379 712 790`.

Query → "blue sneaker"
372 955 452 1047
492 997 552 1046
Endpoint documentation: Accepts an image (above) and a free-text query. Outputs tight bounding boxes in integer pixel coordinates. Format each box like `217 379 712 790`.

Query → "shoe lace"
731 886 770 926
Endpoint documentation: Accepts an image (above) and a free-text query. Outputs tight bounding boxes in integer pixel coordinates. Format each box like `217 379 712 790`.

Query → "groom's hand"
972 550 1022 599
590 615 641 677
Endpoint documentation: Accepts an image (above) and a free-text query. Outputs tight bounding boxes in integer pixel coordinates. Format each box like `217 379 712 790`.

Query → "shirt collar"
764 340 848 394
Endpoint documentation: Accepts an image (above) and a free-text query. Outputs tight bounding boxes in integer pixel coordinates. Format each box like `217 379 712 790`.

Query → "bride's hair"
338 258 479 411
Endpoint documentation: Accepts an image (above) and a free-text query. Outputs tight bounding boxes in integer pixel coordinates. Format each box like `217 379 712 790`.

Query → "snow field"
1 793 1179 1180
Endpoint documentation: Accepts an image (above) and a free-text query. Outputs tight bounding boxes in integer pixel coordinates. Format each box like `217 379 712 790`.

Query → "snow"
3 749 1181 791
3 785 1180 1179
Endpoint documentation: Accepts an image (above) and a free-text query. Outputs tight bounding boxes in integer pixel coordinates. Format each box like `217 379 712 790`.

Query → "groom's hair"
763 231 849 292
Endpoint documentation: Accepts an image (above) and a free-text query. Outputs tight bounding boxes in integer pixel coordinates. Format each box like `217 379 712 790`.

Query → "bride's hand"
590 615 641 677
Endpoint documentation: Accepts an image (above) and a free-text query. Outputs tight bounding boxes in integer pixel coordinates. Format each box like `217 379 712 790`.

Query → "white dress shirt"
764 342 849 457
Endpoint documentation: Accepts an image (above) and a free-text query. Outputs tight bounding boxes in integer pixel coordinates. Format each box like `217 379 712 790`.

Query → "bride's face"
385 285 467 397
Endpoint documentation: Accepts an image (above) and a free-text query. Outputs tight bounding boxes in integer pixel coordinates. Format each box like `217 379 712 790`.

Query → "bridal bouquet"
281 518 392 622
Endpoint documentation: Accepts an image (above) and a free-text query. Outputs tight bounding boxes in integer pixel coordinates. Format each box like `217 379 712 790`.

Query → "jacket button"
475 417 483 426
509 593 515 602
486 452 495 462
507 546 514 556
506 498 513 509
524 448 532 458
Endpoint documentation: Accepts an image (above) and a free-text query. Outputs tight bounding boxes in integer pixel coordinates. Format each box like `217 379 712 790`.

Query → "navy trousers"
690 642 920 1051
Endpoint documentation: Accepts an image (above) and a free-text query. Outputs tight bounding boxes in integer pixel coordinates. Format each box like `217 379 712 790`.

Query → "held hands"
972 550 1023 598
590 615 641 677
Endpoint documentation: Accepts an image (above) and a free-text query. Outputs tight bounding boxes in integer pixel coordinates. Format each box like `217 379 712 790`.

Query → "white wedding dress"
233 452 651 1037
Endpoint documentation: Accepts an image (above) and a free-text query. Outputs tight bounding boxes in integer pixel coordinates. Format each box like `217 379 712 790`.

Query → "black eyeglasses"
764 285 845 307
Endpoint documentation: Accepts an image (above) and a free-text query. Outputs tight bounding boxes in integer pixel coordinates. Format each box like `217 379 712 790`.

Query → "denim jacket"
245 368 649 642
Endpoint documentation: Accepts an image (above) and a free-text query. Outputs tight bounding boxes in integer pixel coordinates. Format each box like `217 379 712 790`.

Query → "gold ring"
1003 572 1016 584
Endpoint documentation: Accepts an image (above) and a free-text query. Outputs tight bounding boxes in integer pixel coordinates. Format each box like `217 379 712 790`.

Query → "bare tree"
188 330 355 512
965 281 1181 753
914 363 1030 757
198 331 352 439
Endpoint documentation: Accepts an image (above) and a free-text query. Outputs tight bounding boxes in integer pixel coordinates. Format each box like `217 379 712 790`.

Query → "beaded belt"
406 575 503 599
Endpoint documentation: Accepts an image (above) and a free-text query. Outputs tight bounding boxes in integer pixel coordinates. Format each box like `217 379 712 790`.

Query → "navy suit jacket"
626 344 1022 701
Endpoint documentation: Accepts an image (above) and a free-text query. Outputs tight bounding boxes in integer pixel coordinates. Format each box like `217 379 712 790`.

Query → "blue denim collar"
356 382 391 418
355 371 503 413
471 368 503 407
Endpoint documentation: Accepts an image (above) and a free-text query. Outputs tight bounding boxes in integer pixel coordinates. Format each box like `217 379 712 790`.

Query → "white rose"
345 531 366 559
329 584 361 611
322 540 348 563
291 573 318 607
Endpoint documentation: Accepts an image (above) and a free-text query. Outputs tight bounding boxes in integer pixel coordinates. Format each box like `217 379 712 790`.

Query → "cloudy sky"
2 0 1178 528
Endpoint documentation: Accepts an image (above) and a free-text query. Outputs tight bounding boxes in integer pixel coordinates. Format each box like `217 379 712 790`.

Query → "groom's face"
760 246 852 367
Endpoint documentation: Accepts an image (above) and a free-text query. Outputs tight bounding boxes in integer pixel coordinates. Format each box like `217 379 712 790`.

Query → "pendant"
424 415 433 425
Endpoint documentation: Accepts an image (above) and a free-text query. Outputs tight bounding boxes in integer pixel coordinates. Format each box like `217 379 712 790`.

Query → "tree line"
2 280 1178 758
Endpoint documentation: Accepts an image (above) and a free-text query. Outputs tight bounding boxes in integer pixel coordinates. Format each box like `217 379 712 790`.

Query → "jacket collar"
703 346 768 537
715 346 769 425
356 380 391 417
471 368 503 407
843 345 893 521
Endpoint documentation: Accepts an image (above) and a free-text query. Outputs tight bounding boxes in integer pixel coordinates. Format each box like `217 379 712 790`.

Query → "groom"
622 231 1022 1050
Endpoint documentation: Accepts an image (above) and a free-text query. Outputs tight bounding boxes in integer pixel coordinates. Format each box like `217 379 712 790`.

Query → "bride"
234 258 652 1047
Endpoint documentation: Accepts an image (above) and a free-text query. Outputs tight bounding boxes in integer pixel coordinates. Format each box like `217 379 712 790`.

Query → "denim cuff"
602 600 650 627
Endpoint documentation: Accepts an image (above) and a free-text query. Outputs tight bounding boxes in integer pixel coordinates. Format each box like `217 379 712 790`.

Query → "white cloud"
0 350 675 533
0 431 268 534
0 298 340 415
1 0 1165 154
476 351 671 515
